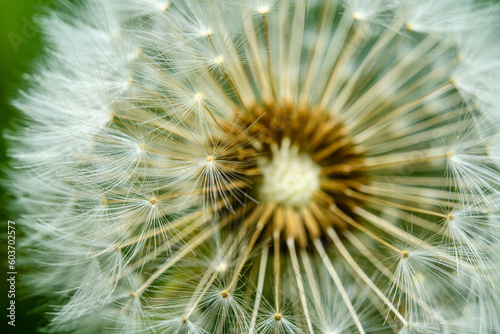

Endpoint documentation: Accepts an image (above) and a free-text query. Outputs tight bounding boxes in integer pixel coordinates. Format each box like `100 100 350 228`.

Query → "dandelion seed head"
6 0 500 333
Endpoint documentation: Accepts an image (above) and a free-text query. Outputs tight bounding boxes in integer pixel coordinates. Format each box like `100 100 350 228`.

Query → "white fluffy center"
258 138 320 207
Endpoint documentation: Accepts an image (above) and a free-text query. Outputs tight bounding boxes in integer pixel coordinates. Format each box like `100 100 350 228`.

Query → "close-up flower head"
4 0 500 333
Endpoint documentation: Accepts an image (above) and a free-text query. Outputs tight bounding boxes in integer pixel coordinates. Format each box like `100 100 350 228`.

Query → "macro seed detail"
219 103 367 246
257 137 321 207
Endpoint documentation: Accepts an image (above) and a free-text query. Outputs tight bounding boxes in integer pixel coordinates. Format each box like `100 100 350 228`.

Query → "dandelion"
6 0 500 333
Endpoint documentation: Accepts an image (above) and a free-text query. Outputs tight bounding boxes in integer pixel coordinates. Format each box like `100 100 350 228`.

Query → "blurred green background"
1 1 54 333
